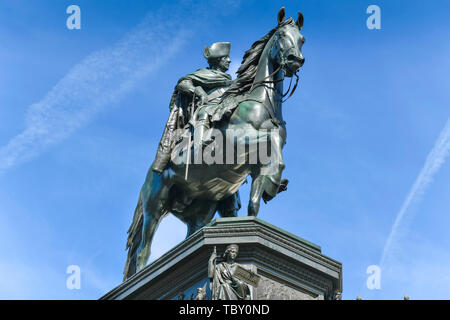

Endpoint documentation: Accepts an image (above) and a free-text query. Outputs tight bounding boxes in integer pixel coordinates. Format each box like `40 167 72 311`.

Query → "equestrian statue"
124 7 305 280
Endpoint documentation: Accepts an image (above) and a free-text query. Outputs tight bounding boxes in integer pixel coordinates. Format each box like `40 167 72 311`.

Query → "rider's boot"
193 114 213 164
193 120 206 164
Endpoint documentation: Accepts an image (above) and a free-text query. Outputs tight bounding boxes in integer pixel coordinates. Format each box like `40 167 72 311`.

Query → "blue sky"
0 0 449 300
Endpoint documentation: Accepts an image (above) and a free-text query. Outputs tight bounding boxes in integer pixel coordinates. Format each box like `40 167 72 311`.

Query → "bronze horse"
124 8 305 280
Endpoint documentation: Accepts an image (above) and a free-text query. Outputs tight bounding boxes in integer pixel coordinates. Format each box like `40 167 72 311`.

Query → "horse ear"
277 7 285 25
296 11 304 30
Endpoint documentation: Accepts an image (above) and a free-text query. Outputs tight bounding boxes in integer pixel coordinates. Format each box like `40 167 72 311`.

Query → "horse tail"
123 190 144 281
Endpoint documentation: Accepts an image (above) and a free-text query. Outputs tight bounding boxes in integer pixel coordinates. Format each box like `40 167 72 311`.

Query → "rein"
282 72 299 102
248 64 282 92
249 64 299 103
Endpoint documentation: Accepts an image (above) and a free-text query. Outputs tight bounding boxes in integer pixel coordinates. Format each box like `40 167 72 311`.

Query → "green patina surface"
124 8 307 280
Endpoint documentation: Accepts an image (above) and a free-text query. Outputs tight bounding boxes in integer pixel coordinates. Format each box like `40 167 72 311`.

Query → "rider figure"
151 42 240 217
152 42 232 173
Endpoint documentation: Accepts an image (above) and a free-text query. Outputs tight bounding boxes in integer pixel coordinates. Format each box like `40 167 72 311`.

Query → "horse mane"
221 18 295 100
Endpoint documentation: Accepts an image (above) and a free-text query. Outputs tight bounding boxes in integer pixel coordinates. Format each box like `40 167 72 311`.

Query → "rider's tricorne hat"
204 42 231 59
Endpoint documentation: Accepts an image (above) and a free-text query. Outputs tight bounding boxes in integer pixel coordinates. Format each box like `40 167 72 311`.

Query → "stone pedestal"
101 217 342 300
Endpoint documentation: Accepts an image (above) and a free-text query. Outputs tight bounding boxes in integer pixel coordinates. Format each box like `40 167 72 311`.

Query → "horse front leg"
248 175 265 216
248 125 286 216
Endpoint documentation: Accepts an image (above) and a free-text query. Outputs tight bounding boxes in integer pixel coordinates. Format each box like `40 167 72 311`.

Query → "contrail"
0 9 191 175
380 118 450 267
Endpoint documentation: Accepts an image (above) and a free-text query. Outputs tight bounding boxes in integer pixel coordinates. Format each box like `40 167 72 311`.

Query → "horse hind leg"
136 210 162 272
182 200 218 238
217 193 241 218
136 171 171 272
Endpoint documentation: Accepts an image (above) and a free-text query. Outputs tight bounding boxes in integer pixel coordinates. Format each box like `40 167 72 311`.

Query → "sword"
184 92 196 180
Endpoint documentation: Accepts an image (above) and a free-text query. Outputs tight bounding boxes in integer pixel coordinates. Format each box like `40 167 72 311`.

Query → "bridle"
248 33 300 103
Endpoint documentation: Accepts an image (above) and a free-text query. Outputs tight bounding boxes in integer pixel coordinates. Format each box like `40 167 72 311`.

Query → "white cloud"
0 11 190 175
362 238 450 300
381 118 450 267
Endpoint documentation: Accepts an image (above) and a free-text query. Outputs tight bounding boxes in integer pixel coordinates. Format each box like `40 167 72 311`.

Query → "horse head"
270 7 305 78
